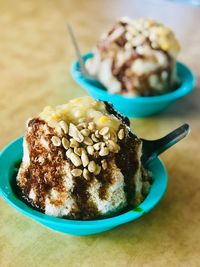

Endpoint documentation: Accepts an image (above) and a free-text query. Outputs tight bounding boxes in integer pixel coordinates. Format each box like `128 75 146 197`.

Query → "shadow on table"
81 151 199 256
156 82 200 120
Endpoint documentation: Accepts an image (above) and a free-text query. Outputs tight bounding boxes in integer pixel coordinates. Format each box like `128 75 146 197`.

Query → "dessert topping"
45 100 126 178
69 123 84 143
74 147 82 156
93 142 102 151
95 130 100 138
62 137 70 150
103 132 111 141
83 136 93 146
59 120 68 134
94 165 101 175
88 122 95 131
99 126 109 135
51 136 61 147
83 168 90 180
91 133 99 143
118 129 125 140
77 122 87 130
101 159 108 170
66 148 73 158
69 153 82 167
87 145 94 155
81 151 89 167
71 169 82 177
99 147 109 157
88 161 97 173
70 138 79 148
80 129 90 137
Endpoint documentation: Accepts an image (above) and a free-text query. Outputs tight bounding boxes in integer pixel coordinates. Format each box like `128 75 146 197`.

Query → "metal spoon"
142 123 190 165
67 24 107 89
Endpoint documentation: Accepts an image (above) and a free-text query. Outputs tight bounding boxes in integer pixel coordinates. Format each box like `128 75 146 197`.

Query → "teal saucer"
71 53 196 118
0 137 167 236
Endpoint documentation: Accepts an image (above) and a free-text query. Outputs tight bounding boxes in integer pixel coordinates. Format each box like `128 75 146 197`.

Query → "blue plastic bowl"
0 137 168 236
71 53 196 118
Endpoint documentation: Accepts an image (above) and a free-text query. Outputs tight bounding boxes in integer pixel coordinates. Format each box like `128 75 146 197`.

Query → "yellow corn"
161 42 169 51
99 115 109 124
51 114 61 121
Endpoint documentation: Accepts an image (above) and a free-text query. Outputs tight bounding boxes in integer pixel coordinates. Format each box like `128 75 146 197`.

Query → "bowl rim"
0 136 168 229
71 52 196 103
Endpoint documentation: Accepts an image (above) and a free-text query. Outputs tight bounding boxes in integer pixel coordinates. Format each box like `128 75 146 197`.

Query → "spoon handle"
141 123 190 165
67 24 89 77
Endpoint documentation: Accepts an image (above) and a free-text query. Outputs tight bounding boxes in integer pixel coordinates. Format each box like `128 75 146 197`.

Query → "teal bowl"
71 53 196 118
0 137 167 236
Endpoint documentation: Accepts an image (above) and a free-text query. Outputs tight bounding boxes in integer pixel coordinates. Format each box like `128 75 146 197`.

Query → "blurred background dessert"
86 17 180 96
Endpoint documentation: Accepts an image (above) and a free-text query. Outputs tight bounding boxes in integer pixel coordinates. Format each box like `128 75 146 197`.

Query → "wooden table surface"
0 1 200 266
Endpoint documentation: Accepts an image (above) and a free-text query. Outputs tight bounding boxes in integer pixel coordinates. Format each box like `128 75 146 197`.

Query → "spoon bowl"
0 136 167 236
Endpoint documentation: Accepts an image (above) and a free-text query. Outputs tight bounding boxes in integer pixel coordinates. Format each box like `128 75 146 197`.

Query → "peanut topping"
99 127 109 136
103 133 111 141
59 120 68 134
83 168 90 180
83 137 93 146
88 161 96 173
88 122 95 131
101 159 108 170
91 134 99 143
70 138 79 148
74 147 82 156
40 98 126 185
80 129 90 137
87 145 94 155
118 129 125 140
95 130 100 138
99 147 109 157
71 169 82 177
69 123 84 143
81 152 89 167
62 137 70 150
94 165 101 175
51 136 61 147
93 143 101 151
77 122 87 130
66 148 73 158
70 153 82 167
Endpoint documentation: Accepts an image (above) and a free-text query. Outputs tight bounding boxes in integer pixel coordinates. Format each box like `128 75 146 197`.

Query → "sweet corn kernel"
157 28 165 35
99 116 109 124
51 114 61 121
161 42 169 51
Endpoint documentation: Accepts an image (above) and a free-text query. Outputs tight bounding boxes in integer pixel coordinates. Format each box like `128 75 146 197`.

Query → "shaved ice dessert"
17 97 150 220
